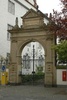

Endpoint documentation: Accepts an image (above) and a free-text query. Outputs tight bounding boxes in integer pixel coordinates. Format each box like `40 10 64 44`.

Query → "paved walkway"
0 85 67 100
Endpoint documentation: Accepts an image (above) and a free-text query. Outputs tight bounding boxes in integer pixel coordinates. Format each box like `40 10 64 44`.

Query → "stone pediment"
22 9 44 19
21 9 45 29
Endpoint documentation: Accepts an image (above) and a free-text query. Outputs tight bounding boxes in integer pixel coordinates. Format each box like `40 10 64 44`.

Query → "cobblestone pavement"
0 85 67 100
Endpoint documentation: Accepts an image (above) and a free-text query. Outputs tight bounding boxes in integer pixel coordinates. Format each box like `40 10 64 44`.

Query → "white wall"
0 0 8 57
57 69 67 86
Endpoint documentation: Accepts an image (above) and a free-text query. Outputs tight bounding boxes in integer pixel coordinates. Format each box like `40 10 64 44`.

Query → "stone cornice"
14 0 37 10
8 26 49 34
25 0 37 9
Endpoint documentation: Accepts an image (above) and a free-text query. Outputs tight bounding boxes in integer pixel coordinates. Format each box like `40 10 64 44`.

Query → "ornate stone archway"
9 9 56 86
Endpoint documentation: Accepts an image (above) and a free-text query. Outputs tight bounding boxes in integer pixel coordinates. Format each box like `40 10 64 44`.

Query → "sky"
37 0 61 14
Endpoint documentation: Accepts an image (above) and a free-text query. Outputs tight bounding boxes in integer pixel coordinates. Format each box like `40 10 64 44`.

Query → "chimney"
45 13 48 17
49 13 52 19
33 0 37 8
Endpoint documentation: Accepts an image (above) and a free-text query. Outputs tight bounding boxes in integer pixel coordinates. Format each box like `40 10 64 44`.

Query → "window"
8 0 15 15
7 24 13 41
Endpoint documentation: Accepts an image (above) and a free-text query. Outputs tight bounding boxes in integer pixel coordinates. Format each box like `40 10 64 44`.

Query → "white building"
0 0 37 58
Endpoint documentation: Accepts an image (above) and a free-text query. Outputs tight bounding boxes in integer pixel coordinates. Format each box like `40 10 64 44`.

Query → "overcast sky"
37 0 61 14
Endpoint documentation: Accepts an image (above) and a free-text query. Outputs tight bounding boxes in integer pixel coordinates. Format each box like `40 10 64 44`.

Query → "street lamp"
32 45 36 73
32 45 35 84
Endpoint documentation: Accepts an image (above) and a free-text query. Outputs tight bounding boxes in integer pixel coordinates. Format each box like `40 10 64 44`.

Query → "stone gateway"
8 9 56 86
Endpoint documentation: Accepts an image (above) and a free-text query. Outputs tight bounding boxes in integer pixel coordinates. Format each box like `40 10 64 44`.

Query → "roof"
21 8 50 20
25 0 37 9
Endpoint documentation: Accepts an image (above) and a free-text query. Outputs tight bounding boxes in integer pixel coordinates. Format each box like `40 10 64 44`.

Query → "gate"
20 73 44 85
21 57 45 85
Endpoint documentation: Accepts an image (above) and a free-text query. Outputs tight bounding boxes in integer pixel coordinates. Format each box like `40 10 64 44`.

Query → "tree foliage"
51 0 67 38
53 40 67 62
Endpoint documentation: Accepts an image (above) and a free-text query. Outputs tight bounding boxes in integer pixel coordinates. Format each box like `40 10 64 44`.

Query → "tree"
51 0 67 39
53 40 67 64
51 0 67 65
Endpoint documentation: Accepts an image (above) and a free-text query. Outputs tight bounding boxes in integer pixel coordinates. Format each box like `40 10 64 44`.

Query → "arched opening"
20 41 45 85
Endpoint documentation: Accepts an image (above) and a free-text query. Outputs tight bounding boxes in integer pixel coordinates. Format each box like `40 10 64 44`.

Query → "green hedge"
56 65 67 69
21 73 44 83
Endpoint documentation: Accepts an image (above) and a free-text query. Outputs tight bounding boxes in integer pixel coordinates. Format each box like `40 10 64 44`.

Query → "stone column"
44 34 56 86
9 40 21 84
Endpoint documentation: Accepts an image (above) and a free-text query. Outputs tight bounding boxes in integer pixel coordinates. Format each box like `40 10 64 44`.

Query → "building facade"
0 0 37 58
